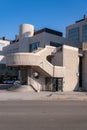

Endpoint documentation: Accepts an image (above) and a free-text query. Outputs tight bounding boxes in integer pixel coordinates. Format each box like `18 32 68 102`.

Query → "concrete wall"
19 38 31 52
41 32 66 46
3 42 19 55
29 32 66 50
82 51 87 91
63 45 79 91
54 66 65 77
3 31 66 56
51 47 63 66
19 24 34 39
27 68 45 91
6 52 54 77
36 46 56 60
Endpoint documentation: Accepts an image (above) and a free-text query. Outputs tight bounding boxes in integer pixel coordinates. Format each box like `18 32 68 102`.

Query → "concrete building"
0 24 79 92
1 15 87 92
66 15 87 91
66 15 87 48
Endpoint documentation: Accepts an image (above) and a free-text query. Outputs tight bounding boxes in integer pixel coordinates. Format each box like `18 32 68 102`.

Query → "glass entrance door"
53 78 63 91
57 78 63 91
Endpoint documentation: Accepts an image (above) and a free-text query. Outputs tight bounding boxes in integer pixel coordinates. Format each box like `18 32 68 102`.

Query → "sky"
0 0 87 39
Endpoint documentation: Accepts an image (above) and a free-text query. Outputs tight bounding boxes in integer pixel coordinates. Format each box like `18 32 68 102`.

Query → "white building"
0 37 10 64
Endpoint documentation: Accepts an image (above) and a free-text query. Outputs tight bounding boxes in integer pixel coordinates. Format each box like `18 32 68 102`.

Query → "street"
0 100 87 130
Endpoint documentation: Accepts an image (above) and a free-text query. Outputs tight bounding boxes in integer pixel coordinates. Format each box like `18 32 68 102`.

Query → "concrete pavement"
0 91 87 101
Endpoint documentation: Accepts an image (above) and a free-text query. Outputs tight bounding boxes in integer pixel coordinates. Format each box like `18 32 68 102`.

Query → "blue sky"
0 0 87 39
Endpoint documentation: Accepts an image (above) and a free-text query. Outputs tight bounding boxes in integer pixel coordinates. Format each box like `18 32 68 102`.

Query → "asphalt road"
0 100 87 130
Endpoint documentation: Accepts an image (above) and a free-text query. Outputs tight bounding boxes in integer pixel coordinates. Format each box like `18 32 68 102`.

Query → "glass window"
82 24 87 42
50 41 62 47
68 27 79 41
30 42 39 52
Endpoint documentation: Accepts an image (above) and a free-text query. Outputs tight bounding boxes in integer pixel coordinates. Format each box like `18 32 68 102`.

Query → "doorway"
53 78 63 91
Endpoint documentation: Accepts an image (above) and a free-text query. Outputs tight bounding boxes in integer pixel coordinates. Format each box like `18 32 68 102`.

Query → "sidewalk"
0 91 87 101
